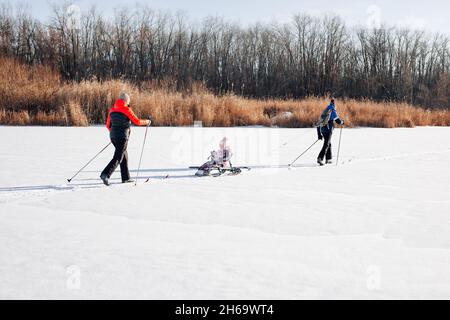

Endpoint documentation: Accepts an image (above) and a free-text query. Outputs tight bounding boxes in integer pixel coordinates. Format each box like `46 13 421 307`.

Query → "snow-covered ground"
0 126 449 299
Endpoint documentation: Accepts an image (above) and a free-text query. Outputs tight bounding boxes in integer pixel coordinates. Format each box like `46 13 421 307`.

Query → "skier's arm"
106 112 112 132
317 127 323 140
124 107 149 126
331 109 344 125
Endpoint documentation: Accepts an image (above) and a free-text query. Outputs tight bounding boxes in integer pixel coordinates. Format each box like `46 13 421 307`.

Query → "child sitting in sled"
196 137 233 176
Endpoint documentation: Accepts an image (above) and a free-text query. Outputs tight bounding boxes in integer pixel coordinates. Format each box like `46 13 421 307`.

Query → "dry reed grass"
1 57 449 128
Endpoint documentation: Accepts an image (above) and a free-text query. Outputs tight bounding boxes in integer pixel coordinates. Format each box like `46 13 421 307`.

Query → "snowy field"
0 125 449 299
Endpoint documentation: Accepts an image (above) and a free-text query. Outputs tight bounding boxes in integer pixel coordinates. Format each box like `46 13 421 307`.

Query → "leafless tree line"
0 3 448 107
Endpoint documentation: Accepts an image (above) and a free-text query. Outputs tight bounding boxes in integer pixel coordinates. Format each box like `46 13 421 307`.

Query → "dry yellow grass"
1 57 449 127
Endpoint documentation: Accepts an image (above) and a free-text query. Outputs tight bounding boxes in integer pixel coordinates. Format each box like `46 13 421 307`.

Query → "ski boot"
100 173 110 186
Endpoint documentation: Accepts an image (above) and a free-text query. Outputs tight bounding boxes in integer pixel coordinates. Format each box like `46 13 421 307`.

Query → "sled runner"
197 164 243 177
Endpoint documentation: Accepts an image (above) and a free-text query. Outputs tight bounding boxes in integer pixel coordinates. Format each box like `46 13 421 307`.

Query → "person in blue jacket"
316 99 344 166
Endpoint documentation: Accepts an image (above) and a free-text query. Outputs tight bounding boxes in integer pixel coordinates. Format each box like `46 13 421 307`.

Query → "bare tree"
0 1 448 108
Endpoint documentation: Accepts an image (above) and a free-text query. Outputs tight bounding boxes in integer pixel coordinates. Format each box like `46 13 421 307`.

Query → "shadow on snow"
0 163 317 194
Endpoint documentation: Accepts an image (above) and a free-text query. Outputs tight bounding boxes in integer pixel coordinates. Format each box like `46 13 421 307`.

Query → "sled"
192 164 250 177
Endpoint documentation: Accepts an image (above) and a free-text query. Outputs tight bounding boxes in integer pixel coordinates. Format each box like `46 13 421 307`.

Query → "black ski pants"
318 131 332 161
101 138 130 181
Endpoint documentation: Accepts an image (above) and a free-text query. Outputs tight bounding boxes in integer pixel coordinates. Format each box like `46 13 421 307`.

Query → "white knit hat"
119 92 131 105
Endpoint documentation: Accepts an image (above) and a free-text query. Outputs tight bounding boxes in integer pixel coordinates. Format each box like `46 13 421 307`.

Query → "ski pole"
336 125 344 167
135 121 151 186
67 142 111 183
288 139 320 167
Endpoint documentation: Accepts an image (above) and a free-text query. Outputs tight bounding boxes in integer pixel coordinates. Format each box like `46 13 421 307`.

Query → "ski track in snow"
1 148 448 199
0 126 449 299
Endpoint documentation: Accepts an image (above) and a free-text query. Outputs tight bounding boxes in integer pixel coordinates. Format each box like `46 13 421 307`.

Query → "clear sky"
3 0 449 35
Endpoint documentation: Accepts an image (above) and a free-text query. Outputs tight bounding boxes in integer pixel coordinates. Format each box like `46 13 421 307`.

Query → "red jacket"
106 99 147 132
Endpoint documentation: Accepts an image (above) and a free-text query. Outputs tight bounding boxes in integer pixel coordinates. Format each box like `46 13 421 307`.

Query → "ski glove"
317 127 323 140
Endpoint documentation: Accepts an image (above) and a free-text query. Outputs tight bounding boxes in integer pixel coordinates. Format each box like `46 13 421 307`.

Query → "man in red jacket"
100 92 150 186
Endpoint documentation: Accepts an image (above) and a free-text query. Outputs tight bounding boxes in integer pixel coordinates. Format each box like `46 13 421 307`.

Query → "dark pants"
101 138 130 181
318 131 332 161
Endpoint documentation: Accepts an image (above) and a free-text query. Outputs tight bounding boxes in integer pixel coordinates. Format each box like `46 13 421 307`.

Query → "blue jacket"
320 103 343 134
